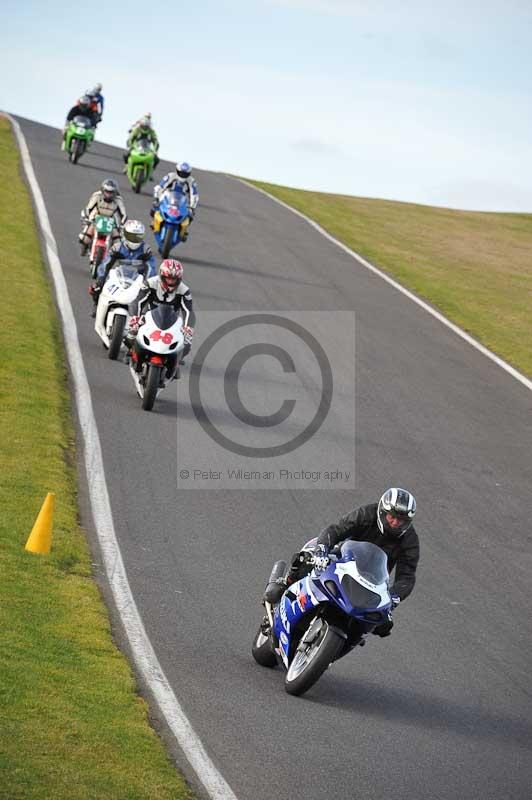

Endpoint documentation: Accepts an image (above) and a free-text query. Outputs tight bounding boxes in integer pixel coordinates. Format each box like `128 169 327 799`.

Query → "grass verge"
246 179 532 378
0 117 194 799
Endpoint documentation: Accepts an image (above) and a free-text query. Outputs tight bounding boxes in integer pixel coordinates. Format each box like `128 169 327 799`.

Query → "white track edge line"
236 178 532 393
6 114 238 800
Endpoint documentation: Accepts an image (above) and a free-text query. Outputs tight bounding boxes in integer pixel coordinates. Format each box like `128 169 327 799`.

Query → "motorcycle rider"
62 95 98 150
264 488 419 638
124 116 159 168
151 162 199 234
128 112 152 132
89 220 156 314
86 83 104 122
79 178 127 255
126 259 195 377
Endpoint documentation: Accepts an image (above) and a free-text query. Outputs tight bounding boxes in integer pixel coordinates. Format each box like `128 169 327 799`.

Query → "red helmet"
159 259 183 292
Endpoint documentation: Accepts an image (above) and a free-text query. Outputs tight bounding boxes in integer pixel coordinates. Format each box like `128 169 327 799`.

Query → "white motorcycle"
128 306 185 411
94 262 145 360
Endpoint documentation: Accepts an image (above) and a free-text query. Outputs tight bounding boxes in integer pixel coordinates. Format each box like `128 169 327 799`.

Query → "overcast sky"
2 0 531 211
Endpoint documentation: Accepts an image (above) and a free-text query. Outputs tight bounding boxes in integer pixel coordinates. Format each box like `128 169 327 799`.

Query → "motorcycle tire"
108 315 127 361
284 620 343 696
71 139 80 164
252 625 277 668
142 364 162 411
91 245 106 278
161 226 174 259
134 169 144 194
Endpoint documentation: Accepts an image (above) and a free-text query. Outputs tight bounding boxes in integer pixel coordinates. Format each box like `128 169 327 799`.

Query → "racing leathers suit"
79 190 127 251
152 172 199 222
268 503 420 637
126 277 196 377
91 240 157 302
65 104 98 128
87 92 104 121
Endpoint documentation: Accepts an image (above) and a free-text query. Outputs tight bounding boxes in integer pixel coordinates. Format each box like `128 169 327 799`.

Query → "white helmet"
122 220 145 251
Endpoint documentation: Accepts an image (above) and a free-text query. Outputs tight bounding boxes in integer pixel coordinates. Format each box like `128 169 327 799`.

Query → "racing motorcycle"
88 215 117 278
94 262 145 360
151 188 190 258
252 540 392 696
128 306 185 411
64 115 95 164
126 137 156 193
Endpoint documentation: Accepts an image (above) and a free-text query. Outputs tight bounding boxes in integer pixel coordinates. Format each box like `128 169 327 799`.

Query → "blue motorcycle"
151 188 191 258
252 540 392 695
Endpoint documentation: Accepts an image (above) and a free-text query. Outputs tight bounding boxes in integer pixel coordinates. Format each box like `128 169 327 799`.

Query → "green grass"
0 117 194 799
246 179 532 378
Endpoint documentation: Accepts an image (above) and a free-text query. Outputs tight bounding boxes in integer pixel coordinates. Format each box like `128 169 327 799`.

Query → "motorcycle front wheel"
108 315 127 360
91 245 105 278
161 226 174 259
284 619 343 696
142 364 162 411
71 139 81 164
134 168 144 194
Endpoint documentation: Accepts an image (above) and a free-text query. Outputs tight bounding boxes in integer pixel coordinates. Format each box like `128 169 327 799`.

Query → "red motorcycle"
89 215 117 278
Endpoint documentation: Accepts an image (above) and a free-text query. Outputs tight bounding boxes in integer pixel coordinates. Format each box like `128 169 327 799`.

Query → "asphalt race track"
18 116 532 800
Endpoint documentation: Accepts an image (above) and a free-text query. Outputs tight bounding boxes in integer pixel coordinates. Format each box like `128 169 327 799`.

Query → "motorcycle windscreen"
340 541 389 585
165 190 189 216
115 265 140 283
151 305 180 331
73 115 91 128
135 137 153 153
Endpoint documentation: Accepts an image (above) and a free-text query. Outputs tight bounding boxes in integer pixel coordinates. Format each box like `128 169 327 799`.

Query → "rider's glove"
313 544 330 571
390 593 401 610
128 315 142 333
183 325 194 344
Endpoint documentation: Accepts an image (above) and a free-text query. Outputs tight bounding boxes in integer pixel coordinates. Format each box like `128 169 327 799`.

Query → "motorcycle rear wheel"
108 315 127 361
284 619 343 696
142 364 162 411
252 624 277 668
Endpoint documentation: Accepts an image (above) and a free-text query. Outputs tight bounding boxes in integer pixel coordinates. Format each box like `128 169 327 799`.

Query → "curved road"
18 116 532 800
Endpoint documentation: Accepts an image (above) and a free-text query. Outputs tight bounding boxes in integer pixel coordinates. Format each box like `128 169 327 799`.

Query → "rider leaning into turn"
124 116 160 168
90 220 156 313
126 259 196 372
151 162 199 221
79 178 127 255
265 488 420 638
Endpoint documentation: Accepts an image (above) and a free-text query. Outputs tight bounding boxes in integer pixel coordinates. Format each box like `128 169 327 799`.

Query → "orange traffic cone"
25 493 55 555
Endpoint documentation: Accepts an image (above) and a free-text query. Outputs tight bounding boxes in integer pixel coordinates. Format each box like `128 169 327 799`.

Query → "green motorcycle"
65 115 95 164
126 137 156 193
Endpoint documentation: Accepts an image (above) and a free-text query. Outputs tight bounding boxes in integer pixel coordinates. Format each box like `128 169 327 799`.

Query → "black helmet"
377 488 416 538
101 178 118 202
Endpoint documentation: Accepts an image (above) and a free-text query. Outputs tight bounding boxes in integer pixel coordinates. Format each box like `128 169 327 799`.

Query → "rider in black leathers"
265 488 420 637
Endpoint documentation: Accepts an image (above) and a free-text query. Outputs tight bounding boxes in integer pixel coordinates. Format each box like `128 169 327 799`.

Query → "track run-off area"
15 116 532 800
